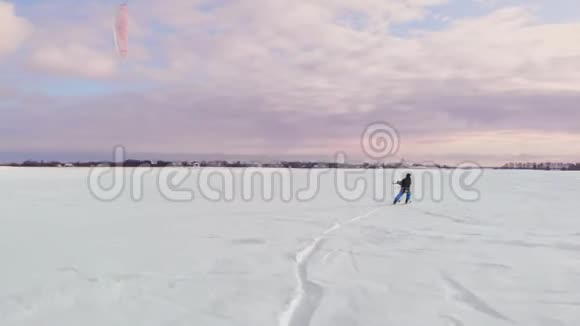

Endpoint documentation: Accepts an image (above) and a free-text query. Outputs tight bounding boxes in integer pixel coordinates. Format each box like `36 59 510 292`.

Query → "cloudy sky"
1 0 579 165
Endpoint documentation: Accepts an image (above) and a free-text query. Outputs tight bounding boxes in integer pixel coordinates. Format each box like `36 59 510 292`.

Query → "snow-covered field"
1 167 579 326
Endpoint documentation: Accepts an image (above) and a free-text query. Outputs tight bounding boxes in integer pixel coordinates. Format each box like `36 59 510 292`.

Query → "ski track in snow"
441 273 514 324
278 206 382 326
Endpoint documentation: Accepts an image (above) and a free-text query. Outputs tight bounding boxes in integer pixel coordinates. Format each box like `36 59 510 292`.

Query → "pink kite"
114 3 129 58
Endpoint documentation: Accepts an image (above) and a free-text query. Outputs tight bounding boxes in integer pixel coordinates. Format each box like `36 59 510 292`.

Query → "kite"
114 2 129 58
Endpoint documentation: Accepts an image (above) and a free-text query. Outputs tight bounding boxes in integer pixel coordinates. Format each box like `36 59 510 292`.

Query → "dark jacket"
398 176 412 191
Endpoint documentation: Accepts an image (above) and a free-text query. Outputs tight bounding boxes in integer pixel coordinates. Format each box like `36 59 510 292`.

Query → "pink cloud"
0 1 33 57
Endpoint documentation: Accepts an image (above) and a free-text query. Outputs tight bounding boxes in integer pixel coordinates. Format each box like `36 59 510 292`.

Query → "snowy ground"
0 167 579 326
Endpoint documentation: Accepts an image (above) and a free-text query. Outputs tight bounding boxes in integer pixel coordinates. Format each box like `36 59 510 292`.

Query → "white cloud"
0 1 32 57
416 8 580 90
29 44 117 79
133 2 580 107
8 1 127 79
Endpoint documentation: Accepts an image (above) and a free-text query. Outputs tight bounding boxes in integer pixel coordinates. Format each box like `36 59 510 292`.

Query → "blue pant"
394 190 411 204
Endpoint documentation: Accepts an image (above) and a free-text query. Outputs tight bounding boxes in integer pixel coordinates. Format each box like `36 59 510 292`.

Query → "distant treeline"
501 162 580 171
3 160 178 168
1 160 454 169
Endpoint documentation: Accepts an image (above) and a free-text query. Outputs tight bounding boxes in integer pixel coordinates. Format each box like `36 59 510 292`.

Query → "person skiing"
393 173 412 205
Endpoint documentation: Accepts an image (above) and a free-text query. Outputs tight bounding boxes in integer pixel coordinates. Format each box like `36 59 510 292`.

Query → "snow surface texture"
0 167 579 326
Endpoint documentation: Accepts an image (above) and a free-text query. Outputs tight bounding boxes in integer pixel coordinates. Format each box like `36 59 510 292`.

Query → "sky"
1 0 579 165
